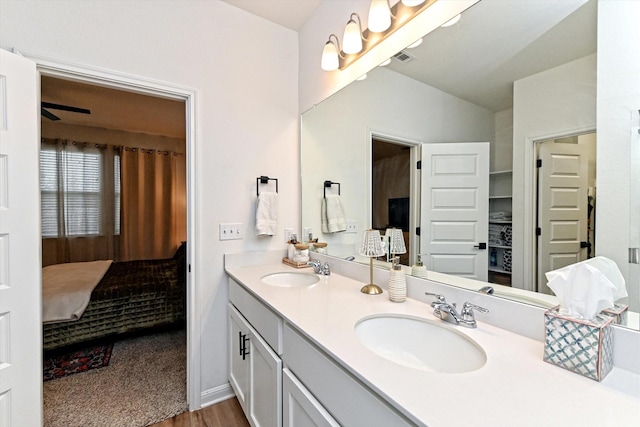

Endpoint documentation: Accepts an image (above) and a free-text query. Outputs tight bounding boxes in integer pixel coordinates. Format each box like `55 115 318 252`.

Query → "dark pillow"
174 241 187 279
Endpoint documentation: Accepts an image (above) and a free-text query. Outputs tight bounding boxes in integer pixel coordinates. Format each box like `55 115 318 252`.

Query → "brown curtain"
120 147 178 261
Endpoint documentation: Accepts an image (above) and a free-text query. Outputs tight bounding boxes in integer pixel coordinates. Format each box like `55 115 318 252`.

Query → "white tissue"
545 257 627 320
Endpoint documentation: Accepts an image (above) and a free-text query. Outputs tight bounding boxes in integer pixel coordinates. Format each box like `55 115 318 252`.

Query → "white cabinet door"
229 303 282 427
229 304 250 414
248 326 282 427
0 48 42 427
283 369 339 427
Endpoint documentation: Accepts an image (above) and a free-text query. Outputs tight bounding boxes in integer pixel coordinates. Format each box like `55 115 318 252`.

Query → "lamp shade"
321 39 340 71
368 0 391 33
386 228 406 255
343 17 363 54
359 229 385 257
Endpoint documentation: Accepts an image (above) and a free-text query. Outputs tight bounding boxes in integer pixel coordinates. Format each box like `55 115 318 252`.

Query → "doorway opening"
534 132 597 294
35 60 198 422
371 136 419 266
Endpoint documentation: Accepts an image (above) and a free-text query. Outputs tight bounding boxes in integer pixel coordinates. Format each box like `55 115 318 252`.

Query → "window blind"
40 145 103 237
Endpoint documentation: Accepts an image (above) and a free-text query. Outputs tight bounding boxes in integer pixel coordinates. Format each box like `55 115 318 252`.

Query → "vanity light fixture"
321 34 343 71
321 0 436 71
343 13 366 54
359 229 386 295
368 0 393 33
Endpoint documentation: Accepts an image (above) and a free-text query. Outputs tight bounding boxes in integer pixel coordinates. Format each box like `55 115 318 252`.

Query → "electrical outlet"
284 228 293 244
303 227 312 241
220 223 244 241
346 220 357 233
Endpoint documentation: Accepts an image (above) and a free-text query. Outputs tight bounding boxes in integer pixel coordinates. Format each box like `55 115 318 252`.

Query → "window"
40 143 120 238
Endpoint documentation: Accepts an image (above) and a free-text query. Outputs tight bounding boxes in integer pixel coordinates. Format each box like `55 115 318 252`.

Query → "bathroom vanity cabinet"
228 278 412 427
226 259 639 427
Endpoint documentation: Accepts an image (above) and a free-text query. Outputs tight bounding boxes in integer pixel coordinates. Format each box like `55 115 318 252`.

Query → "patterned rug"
43 342 114 381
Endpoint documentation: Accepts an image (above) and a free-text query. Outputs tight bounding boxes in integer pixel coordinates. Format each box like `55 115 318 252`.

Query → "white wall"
0 0 299 406
301 66 493 253
597 0 640 311
511 54 596 291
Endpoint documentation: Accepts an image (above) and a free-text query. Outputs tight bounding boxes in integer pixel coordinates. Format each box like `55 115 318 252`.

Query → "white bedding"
42 260 113 324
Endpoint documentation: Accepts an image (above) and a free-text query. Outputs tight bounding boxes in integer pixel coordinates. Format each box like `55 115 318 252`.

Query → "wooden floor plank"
150 397 250 427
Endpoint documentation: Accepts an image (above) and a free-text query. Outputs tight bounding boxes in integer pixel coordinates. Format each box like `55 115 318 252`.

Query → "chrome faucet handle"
460 302 489 326
306 260 322 274
425 292 446 303
321 262 331 275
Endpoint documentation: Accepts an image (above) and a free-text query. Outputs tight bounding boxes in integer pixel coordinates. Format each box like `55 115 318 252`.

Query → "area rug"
43 329 187 427
43 343 114 382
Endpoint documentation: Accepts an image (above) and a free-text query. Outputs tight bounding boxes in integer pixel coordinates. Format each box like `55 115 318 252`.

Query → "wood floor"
150 397 250 427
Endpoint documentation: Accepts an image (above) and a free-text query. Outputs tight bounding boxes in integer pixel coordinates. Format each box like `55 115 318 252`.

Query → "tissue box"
601 303 628 325
543 306 614 381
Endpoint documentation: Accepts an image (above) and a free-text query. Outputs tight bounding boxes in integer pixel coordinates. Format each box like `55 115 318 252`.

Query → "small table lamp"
386 228 406 262
359 229 385 295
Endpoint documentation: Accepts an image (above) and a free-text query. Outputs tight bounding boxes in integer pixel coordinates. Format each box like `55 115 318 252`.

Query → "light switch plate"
284 228 293 243
220 223 243 240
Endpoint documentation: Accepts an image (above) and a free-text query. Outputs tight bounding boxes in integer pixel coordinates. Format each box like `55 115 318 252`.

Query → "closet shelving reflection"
488 170 513 285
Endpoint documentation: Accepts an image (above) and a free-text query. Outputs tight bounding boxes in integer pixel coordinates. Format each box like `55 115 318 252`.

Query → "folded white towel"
256 191 278 236
321 195 347 233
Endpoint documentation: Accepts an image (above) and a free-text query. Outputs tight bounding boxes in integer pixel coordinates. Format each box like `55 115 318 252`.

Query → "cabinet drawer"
283 324 416 427
229 278 283 354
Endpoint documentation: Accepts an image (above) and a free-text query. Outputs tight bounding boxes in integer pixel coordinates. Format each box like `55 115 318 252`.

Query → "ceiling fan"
41 101 91 121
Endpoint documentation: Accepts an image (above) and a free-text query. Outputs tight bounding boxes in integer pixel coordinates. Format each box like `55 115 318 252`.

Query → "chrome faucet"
307 259 331 275
425 292 488 328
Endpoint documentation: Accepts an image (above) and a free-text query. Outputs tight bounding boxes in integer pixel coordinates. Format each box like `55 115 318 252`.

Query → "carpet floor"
43 329 187 427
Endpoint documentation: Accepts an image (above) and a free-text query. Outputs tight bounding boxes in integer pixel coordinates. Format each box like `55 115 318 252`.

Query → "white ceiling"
220 0 321 31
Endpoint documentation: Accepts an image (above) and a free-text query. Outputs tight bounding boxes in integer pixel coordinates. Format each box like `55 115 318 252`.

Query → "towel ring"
324 180 340 198
257 176 278 196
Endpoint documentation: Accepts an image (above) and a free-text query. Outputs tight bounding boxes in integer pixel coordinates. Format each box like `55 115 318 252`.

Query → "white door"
420 143 489 281
0 49 43 426
537 141 589 294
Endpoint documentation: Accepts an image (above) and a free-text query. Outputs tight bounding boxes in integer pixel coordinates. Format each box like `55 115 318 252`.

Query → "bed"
43 243 186 350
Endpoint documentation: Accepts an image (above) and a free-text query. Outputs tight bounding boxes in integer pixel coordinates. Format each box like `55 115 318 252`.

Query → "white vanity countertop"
226 262 640 427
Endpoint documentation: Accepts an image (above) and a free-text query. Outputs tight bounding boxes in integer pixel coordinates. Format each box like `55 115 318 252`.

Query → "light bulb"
321 40 339 71
368 0 391 33
343 18 363 54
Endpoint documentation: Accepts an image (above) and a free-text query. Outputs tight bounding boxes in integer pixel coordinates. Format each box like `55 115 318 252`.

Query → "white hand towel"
256 191 278 236
321 195 347 233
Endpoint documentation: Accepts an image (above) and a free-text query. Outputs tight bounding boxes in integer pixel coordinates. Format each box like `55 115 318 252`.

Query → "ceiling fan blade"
41 107 60 121
41 101 91 115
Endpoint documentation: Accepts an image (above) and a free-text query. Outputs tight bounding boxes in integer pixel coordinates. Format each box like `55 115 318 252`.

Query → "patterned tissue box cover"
543 306 614 381
601 303 629 325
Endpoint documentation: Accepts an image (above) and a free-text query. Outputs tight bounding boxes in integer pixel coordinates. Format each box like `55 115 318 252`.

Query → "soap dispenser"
411 254 428 279
388 257 407 303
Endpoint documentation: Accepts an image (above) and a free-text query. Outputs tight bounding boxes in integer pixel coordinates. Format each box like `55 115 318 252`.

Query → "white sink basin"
354 315 486 373
261 272 320 287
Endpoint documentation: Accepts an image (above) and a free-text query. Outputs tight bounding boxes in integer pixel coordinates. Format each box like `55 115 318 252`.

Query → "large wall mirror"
301 0 638 330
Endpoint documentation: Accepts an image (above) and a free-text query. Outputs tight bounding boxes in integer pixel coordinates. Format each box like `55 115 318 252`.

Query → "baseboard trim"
200 383 235 408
